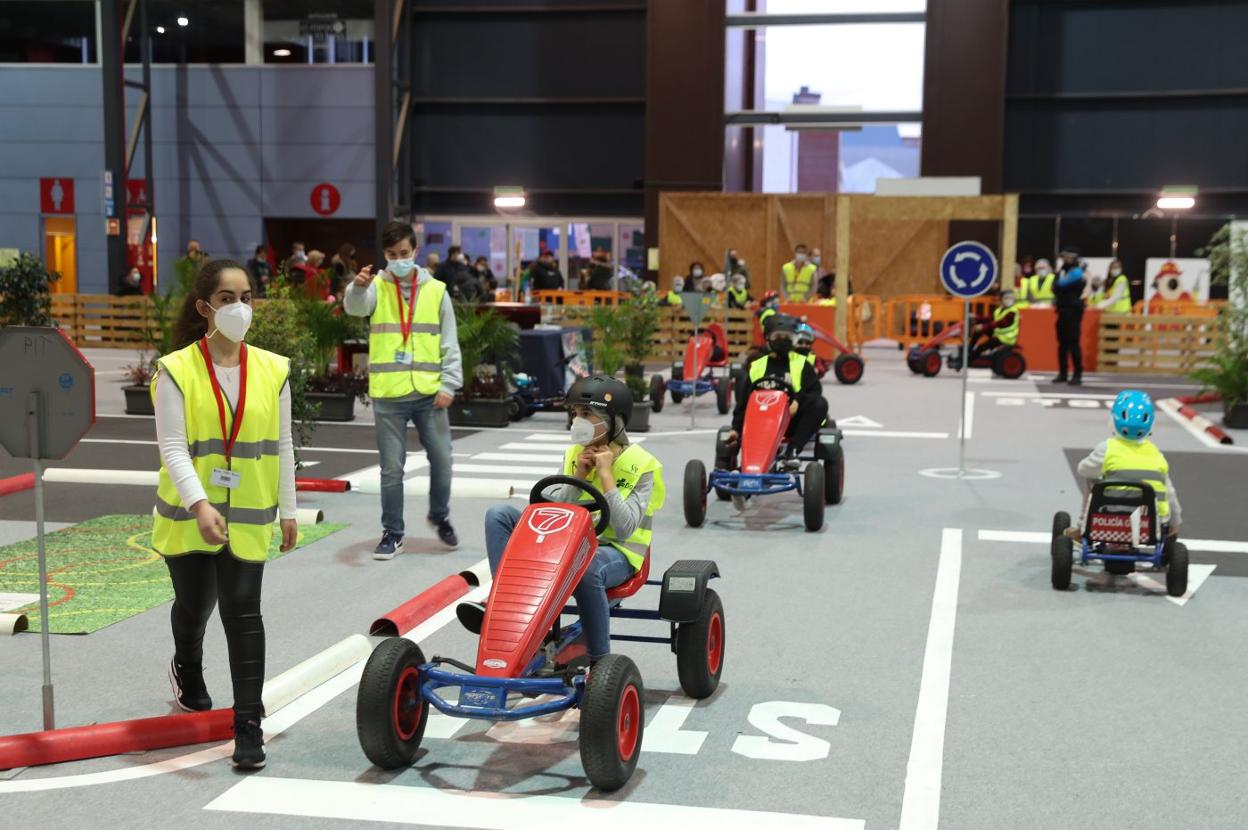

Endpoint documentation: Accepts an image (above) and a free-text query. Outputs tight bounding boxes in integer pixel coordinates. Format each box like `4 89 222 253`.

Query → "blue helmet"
794 322 815 344
1112 390 1154 440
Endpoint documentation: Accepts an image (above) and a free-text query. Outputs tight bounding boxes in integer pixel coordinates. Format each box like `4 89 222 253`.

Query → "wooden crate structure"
1097 314 1223 375
49 294 157 349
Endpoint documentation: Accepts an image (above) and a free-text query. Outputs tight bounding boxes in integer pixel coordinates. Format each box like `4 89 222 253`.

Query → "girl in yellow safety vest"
457 376 665 665
152 259 298 770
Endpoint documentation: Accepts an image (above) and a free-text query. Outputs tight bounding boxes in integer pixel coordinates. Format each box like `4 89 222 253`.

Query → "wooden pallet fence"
1097 314 1222 375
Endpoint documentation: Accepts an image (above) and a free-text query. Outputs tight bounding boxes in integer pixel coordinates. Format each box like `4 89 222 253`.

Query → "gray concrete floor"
1 345 1245 829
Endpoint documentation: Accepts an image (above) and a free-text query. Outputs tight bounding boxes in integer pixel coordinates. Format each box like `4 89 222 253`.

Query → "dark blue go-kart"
1050 479 1188 596
356 476 724 791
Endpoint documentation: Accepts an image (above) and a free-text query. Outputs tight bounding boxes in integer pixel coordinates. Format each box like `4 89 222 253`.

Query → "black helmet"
566 375 633 435
764 313 798 338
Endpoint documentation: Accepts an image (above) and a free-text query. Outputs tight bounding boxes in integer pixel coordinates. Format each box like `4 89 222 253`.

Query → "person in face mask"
782 243 817 303
1023 258 1056 306
724 314 827 470
345 222 462 558
662 275 684 306
457 376 666 666
1095 258 1132 313
686 262 705 290
115 267 145 296
968 289 1021 364
726 272 752 309
152 259 298 771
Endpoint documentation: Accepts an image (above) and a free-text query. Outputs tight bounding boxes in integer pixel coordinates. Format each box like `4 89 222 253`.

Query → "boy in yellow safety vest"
1071 390 1182 538
457 376 665 665
345 221 463 559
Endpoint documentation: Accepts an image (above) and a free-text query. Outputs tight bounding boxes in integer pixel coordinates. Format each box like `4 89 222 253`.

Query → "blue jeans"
374 395 453 533
484 504 633 659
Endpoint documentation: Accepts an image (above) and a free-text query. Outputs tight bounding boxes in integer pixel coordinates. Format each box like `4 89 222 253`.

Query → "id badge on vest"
394 350 413 366
211 468 242 489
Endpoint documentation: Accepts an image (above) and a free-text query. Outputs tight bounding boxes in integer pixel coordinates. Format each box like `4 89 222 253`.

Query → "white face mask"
388 258 416 277
691 268 703 278
794 253 807 264
1110 266 1121 276
209 301 253 343
569 416 603 446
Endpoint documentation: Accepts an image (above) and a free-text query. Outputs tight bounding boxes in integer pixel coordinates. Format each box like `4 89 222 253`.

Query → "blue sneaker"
373 530 404 561
428 517 459 550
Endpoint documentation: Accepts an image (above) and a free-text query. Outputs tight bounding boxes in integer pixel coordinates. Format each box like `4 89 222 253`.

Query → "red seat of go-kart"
605 551 650 601
706 323 728 364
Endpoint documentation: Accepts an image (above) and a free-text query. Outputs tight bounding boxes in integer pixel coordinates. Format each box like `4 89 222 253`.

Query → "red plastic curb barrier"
0 472 36 498
1165 397 1233 446
296 478 351 493
0 708 233 770
370 574 474 637
1176 393 1221 406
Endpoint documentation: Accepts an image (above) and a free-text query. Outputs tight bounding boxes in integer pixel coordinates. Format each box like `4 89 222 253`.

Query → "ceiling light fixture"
177 16 189 27
273 48 292 57
1156 185 1197 211
493 186 526 209
155 25 165 33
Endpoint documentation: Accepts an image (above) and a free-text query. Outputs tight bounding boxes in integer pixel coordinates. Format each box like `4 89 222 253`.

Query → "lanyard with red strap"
198 338 248 462
392 274 420 346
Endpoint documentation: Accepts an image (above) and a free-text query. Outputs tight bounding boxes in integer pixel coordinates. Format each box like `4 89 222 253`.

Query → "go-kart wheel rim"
925 352 941 375
840 357 862 382
707 612 724 676
1001 353 1024 377
616 684 641 762
392 666 424 741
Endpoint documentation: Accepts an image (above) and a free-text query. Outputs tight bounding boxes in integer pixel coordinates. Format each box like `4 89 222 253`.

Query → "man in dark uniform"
1053 250 1086 385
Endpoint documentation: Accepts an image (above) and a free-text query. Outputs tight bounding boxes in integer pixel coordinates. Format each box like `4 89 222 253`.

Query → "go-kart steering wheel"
529 475 612 536
754 374 795 395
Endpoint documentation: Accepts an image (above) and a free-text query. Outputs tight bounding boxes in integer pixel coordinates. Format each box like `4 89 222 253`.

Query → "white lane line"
844 430 949 439
980 392 1115 400
0 576 490 793
899 527 962 830
977 529 1248 553
523 433 574 442
1132 564 1217 607
473 452 567 464
205 776 865 829
453 463 553 476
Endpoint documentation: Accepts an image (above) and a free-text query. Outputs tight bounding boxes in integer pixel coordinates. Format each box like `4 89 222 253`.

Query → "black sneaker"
168 658 212 712
429 517 459 550
1051 374 1069 384
373 530 404 561
1068 375 1082 386
456 601 486 634
231 717 266 770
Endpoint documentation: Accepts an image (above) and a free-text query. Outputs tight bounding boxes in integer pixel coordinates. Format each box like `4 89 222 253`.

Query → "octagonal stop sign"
0 326 95 459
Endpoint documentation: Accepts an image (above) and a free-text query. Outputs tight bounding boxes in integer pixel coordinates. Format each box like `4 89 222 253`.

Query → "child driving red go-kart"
458 375 666 665
723 315 829 470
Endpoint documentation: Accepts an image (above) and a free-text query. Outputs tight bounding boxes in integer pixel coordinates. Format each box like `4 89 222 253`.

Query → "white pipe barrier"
353 476 514 499
458 558 494 588
262 633 373 717
43 468 159 486
1 613 29 635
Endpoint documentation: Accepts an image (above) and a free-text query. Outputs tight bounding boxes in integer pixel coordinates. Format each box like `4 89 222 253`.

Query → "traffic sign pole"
27 392 55 729
958 300 970 479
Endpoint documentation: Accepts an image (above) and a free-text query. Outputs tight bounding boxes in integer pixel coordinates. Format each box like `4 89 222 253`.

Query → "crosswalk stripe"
454 463 553 476
523 433 571 442
474 452 566 464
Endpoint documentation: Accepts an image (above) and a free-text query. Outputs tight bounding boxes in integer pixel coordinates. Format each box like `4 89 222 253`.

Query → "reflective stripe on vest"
368 275 446 399
748 352 806 392
782 262 817 298
992 306 1019 346
1102 436 1170 520
150 343 288 561
727 287 749 306
1029 273 1055 301
560 444 666 572
1108 274 1132 313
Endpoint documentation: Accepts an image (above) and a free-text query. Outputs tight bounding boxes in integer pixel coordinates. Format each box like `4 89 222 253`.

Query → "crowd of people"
661 243 853 312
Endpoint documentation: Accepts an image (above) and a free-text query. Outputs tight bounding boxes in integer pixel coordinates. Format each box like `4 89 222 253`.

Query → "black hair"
381 221 417 250
170 259 251 350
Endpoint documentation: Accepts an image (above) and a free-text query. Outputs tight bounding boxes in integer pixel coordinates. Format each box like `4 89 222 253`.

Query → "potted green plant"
247 286 319 462
450 302 520 427
120 287 184 416
0 252 59 327
299 293 369 422
1193 224 1248 428
614 291 663 431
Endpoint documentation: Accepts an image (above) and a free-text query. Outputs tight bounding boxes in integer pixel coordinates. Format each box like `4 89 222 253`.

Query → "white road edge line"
899 527 962 830
976 529 1248 553
1156 397 1246 452
204 776 866 829
980 392 1115 400
0 567 490 793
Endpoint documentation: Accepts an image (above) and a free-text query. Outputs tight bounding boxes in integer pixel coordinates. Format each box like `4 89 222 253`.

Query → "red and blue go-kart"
355 475 724 792
649 322 737 415
682 377 844 533
1050 479 1188 596
905 319 1026 379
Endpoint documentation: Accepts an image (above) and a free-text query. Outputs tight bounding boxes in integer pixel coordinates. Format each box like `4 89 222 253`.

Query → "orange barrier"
1016 307 1101 372
883 294 998 350
533 290 629 307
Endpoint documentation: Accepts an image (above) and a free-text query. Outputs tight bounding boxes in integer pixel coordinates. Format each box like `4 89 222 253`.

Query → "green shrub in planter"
0 252 59 327
1193 224 1248 427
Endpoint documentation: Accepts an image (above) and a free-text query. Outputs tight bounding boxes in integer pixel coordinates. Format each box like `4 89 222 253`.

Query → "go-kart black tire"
1167 541 1189 597
906 348 921 373
815 441 844 505
714 486 731 501
1105 560 1134 576
507 395 525 422
675 588 725 700
650 375 666 413
716 376 732 414
579 653 644 792
994 349 1027 380
919 349 942 377
833 353 864 385
356 637 429 769
1051 511 1073 591
803 463 825 532
683 459 708 528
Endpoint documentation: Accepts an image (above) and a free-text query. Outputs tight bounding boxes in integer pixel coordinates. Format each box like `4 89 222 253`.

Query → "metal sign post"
680 294 712 431
0 327 96 730
938 242 998 479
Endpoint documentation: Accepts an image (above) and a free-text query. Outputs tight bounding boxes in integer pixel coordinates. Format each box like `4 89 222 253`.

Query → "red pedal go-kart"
356 475 724 792
804 320 865 385
650 322 737 415
905 319 1026 379
682 376 844 533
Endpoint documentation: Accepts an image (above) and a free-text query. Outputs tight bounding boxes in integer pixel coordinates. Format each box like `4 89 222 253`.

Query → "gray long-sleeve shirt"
1076 439 1182 530
343 267 462 397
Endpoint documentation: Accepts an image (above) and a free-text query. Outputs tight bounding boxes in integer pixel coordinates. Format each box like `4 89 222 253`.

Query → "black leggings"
787 396 830 454
1056 307 1084 376
165 551 265 720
